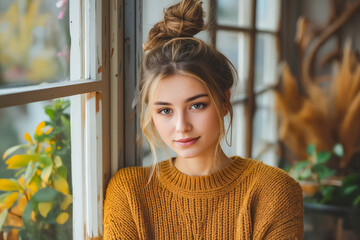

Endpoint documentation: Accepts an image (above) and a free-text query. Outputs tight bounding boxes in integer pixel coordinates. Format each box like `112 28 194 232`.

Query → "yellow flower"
24 132 33 144
56 212 69 224
35 121 46 136
38 202 52 218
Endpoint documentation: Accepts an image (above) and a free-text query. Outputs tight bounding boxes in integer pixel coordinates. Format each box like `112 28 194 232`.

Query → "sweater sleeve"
103 171 139 240
253 168 304 240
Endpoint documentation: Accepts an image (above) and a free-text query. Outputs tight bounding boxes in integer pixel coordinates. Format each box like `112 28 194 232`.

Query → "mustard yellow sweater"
103 157 304 239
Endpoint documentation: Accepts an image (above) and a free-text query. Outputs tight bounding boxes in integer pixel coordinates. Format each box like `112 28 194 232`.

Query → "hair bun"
143 0 204 51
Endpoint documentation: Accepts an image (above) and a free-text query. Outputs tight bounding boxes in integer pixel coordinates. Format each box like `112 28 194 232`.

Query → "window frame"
209 0 282 158
0 0 122 239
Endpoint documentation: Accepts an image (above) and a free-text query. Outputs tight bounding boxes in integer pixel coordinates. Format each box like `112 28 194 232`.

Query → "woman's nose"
176 112 192 133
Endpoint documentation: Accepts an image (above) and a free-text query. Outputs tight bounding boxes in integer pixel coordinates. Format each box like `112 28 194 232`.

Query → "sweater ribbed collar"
157 156 253 197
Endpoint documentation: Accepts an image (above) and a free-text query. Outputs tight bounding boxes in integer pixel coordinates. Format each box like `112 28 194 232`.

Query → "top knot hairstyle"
143 0 204 52
139 0 237 170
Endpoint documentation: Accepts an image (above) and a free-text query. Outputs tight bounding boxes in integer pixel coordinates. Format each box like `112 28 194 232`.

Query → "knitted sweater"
103 157 304 239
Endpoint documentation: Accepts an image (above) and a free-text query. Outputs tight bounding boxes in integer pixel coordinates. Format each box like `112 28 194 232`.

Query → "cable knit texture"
103 156 304 239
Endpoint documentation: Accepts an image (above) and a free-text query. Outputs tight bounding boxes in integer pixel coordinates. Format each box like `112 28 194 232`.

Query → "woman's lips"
174 137 200 146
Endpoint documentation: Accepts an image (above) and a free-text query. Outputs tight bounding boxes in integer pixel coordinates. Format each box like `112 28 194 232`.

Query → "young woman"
104 0 304 239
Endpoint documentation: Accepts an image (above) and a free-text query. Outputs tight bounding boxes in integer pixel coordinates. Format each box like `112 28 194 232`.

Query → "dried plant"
275 0 360 173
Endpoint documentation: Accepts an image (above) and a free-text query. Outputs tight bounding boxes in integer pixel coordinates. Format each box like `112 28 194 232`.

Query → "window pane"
217 0 252 28
223 103 246 157
0 0 70 89
216 30 249 96
256 0 281 31
254 33 279 91
252 91 277 166
0 98 72 240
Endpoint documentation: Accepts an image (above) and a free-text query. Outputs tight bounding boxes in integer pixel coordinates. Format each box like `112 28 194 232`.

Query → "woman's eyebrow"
154 94 208 105
185 93 208 102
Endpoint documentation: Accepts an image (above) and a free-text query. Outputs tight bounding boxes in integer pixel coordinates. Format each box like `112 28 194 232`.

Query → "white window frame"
0 0 125 239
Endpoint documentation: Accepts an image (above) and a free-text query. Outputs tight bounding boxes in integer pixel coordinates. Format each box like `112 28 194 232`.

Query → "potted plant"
288 143 360 238
289 143 341 196
0 99 72 240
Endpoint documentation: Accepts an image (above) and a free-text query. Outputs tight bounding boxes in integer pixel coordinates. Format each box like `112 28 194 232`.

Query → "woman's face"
151 74 222 160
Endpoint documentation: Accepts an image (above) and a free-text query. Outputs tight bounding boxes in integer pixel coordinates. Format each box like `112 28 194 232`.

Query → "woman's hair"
139 0 237 175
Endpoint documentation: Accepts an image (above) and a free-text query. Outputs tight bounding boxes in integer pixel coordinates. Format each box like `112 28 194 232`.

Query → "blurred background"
1 0 360 239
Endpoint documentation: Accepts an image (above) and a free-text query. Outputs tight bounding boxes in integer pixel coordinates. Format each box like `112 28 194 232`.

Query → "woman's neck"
173 150 232 176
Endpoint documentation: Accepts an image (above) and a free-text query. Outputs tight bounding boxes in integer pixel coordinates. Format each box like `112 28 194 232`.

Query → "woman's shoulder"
241 157 301 192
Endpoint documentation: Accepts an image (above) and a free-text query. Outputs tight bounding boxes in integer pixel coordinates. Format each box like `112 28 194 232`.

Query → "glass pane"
223 103 246 157
256 0 281 31
254 33 279 91
216 30 249 96
0 98 72 239
217 0 252 28
0 0 70 89
252 91 277 166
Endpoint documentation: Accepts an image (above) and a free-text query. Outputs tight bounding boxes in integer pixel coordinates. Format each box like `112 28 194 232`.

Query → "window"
211 0 281 166
0 1 118 239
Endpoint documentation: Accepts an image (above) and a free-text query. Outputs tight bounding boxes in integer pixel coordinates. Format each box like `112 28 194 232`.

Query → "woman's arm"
253 169 304 240
103 172 139 240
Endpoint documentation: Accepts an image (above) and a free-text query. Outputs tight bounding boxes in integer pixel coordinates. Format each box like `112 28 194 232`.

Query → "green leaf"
56 166 67 179
54 156 63 168
306 144 316 156
293 161 311 172
44 107 55 120
38 202 52 218
61 100 70 110
22 198 34 228
39 153 52 167
342 174 359 187
15 168 26 178
24 161 37 185
53 174 69 194
354 195 360 206
320 186 334 204
299 169 312 180
333 143 344 157
61 115 70 135
0 208 8 232
5 154 38 169
343 185 359 195
0 192 19 210
0 179 22 191
29 175 42 188
313 164 335 180
2 144 27 160
316 152 331 164
22 188 65 229
33 187 60 202
40 165 53 183
0 192 13 204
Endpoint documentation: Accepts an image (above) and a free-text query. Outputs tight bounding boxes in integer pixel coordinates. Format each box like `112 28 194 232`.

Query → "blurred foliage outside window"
0 0 70 88
0 99 72 240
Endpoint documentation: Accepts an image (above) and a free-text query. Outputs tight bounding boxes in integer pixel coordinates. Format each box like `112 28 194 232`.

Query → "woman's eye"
191 103 206 110
159 108 172 115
